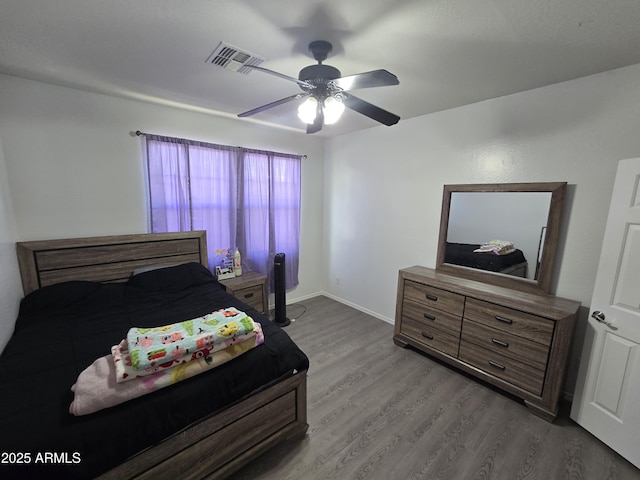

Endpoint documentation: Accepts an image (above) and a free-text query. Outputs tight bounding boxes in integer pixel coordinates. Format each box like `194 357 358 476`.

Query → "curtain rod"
134 130 307 158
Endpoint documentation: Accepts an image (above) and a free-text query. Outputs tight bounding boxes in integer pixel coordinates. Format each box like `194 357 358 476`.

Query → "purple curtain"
239 150 301 291
144 135 300 291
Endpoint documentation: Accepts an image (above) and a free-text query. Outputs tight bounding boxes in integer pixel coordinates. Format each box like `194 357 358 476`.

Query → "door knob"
591 310 616 329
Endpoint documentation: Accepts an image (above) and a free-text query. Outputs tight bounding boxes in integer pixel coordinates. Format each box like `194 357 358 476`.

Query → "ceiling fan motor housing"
299 41 341 96
298 64 342 97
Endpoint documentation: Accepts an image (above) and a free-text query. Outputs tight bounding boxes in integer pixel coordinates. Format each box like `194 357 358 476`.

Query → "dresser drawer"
461 320 549 371
459 340 545 395
464 298 553 346
402 299 462 337
404 280 465 317
234 285 264 312
400 316 460 358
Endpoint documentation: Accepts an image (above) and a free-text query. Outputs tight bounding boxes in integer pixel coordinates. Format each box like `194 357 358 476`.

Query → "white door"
570 157 640 468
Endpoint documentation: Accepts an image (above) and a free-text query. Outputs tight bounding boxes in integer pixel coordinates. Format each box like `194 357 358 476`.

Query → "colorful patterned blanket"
113 327 258 383
473 239 516 255
126 307 256 372
70 320 263 416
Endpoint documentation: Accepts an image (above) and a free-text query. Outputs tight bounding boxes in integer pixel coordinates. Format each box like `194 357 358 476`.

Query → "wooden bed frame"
15 231 308 480
499 260 527 278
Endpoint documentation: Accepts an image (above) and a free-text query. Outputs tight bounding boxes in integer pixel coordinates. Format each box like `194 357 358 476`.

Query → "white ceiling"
2 0 640 137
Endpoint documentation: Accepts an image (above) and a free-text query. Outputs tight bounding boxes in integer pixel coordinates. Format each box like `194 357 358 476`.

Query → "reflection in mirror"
436 182 567 294
447 192 551 280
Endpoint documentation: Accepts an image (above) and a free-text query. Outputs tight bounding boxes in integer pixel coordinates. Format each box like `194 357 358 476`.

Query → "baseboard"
287 291 326 305
268 291 324 311
317 291 395 325
271 291 394 325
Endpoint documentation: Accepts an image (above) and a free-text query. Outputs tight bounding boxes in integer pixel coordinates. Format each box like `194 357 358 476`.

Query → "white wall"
324 63 640 393
0 75 326 350
0 136 23 351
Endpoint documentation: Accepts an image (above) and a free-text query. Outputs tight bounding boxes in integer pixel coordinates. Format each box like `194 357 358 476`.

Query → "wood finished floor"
227 296 639 480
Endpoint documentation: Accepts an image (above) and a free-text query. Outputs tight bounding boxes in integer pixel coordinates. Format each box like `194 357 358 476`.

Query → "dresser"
394 266 580 421
218 271 269 315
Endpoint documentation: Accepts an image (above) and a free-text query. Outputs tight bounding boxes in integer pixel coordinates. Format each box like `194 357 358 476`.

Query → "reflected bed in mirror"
436 182 567 294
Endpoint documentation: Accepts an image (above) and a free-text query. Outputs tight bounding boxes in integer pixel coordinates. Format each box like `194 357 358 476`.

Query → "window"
144 134 301 290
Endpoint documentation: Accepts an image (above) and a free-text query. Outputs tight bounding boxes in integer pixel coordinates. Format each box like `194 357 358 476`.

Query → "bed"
444 242 528 277
0 231 309 480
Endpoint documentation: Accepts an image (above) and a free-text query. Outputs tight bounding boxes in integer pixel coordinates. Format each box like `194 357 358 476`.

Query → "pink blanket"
69 323 263 416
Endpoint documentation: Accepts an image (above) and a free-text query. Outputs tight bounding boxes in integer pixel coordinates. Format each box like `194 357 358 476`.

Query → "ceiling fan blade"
331 69 399 91
238 93 308 118
307 106 324 134
243 65 314 89
342 93 400 126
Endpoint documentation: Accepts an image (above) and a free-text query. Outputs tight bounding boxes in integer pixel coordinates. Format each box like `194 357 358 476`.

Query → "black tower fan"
273 253 290 327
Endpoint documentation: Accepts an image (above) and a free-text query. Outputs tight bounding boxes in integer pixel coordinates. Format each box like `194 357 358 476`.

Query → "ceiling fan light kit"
211 40 400 133
297 95 345 125
322 95 345 124
297 96 318 124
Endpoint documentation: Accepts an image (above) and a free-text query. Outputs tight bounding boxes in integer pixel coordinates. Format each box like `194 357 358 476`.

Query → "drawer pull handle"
421 332 434 340
489 360 506 370
491 338 509 348
244 292 254 299
495 316 513 324
423 312 436 321
425 294 438 301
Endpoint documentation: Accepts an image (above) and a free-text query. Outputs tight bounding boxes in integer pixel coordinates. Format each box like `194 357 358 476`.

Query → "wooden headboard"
16 231 208 295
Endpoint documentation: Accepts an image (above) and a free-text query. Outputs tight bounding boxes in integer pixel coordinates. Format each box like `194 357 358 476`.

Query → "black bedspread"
0 263 308 479
445 242 527 272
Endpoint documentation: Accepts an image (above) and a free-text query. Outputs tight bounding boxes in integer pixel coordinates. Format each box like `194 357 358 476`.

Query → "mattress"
0 262 308 479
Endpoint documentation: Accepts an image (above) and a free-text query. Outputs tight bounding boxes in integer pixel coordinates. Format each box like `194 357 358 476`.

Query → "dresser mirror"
436 182 567 293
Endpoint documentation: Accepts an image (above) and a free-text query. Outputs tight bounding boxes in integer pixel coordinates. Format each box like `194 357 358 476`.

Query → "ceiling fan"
238 40 400 134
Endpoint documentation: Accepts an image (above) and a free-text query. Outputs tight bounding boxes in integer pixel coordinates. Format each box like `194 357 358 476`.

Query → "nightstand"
218 271 269 315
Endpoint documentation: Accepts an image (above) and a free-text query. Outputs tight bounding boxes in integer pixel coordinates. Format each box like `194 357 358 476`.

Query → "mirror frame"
436 182 567 294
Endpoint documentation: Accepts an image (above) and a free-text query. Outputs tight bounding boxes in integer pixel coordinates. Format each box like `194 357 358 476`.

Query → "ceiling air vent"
206 42 265 74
